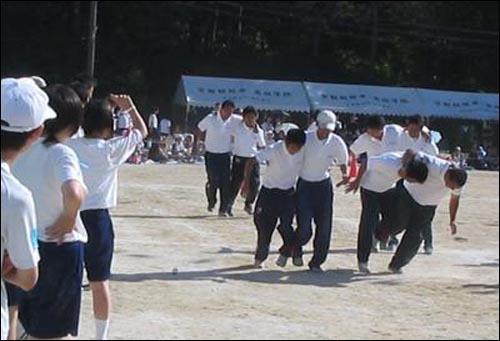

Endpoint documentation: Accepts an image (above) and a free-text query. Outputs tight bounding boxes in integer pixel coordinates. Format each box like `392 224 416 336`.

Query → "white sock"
95 319 110 340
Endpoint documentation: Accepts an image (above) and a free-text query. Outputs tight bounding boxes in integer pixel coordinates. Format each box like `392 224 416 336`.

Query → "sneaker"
424 246 434 255
253 260 265 269
218 211 229 218
276 255 288 268
388 264 403 274
358 262 371 274
244 204 253 215
309 265 324 273
292 256 304 267
371 239 380 253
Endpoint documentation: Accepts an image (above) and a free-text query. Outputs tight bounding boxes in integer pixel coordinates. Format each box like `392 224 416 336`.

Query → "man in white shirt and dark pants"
345 151 430 273
388 152 468 273
294 111 350 272
195 100 241 217
228 106 266 216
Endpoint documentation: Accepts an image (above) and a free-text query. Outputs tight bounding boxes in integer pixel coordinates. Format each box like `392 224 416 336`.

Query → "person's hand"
336 175 350 188
109 94 135 111
47 215 76 245
1 253 14 278
345 178 361 194
449 221 458 235
421 126 432 142
240 182 250 199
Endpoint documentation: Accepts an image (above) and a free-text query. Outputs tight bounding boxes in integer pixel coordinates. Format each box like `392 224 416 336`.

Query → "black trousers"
229 155 260 209
389 186 437 270
254 187 296 262
204 152 231 213
357 187 397 263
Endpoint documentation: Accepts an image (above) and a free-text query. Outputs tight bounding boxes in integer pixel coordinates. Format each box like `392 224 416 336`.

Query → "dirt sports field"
78 165 499 340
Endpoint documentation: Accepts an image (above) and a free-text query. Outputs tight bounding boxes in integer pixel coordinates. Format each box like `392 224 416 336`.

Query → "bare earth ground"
79 165 499 340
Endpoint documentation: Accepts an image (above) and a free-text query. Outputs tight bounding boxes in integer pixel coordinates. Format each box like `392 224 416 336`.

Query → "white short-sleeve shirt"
256 141 304 190
300 131 349 182
350 124 404 157
159 119 171 134
398 131 439 156
404 152 462 206
67 129 143 210
1 161 40 340
361 152 404 193
13 140 88 243
198 113 242 154
232 122 266 158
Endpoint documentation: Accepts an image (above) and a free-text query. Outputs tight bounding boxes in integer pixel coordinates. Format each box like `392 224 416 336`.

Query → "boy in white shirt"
241 129 306 268
13 84 88 340
67 95 147 340
294 111 349 273
345 151 430 273
1 77 53 340
195 100 242 217
228 106 266 216
388 152 468 273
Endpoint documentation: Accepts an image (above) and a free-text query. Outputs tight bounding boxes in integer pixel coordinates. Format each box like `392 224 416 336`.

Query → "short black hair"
408 115 423 126
43 84 84 145
406 159 429 183
0 123 37 152
366 116 385 130
221 100 235 109
285 129 306 147
448 168 468 187
70 79 96 105
83 99 114 137
242 106 258 118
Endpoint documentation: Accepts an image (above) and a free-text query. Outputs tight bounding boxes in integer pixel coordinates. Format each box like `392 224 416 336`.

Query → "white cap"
275 122 299 135
1 77 57 133
316 110 337 131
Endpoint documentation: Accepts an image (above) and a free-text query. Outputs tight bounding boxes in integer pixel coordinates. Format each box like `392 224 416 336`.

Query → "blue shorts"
19 241 84 339
6 282 22 307
81 209 115 282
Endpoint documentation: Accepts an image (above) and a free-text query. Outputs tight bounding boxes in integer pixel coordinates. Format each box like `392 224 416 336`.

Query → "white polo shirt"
361 152 404 193
67 130 143 210
232 122 266 158
117 112 131 130
256 141 304 190
1 161 40 341
198 113 242 154
350 124 403 157
159 118 171 135
404 152 462 206
398 131 439 156
300 131 349 182
13 140 88 243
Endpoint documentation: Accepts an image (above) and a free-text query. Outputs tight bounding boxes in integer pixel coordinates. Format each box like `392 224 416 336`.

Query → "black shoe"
244 204 253 215
218 211 229 218
208 204 215 212
227 209 234 217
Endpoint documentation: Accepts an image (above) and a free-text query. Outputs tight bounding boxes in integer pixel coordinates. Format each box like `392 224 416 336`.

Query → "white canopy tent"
175 75 311 112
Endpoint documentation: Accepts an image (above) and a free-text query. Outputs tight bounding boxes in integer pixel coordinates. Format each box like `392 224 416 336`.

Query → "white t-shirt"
198 113 242 154
13 140 88 243
1 161 40 341
118 112 132 130
300 131 349 182
148 114 158 129
159 118 171 134
67 130 143 210
404 152 462 206
232 122 266 158
256 141 304 190
350 124 403 157
361 152 404 193
398 131 439 156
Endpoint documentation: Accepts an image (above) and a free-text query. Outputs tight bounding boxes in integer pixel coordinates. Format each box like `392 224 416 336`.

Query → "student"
388 152 468 273
67 95 147 340
349 116 402 158
1 77 54 340
228 106 266 216
148 107 159 136
13 84 88 340
194 100 242 217
345 151 429 273
241 129 306 268
294 110 349 273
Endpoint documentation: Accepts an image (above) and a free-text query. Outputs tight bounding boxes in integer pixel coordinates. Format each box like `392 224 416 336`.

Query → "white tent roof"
175 75 311 112
305 82 499 121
